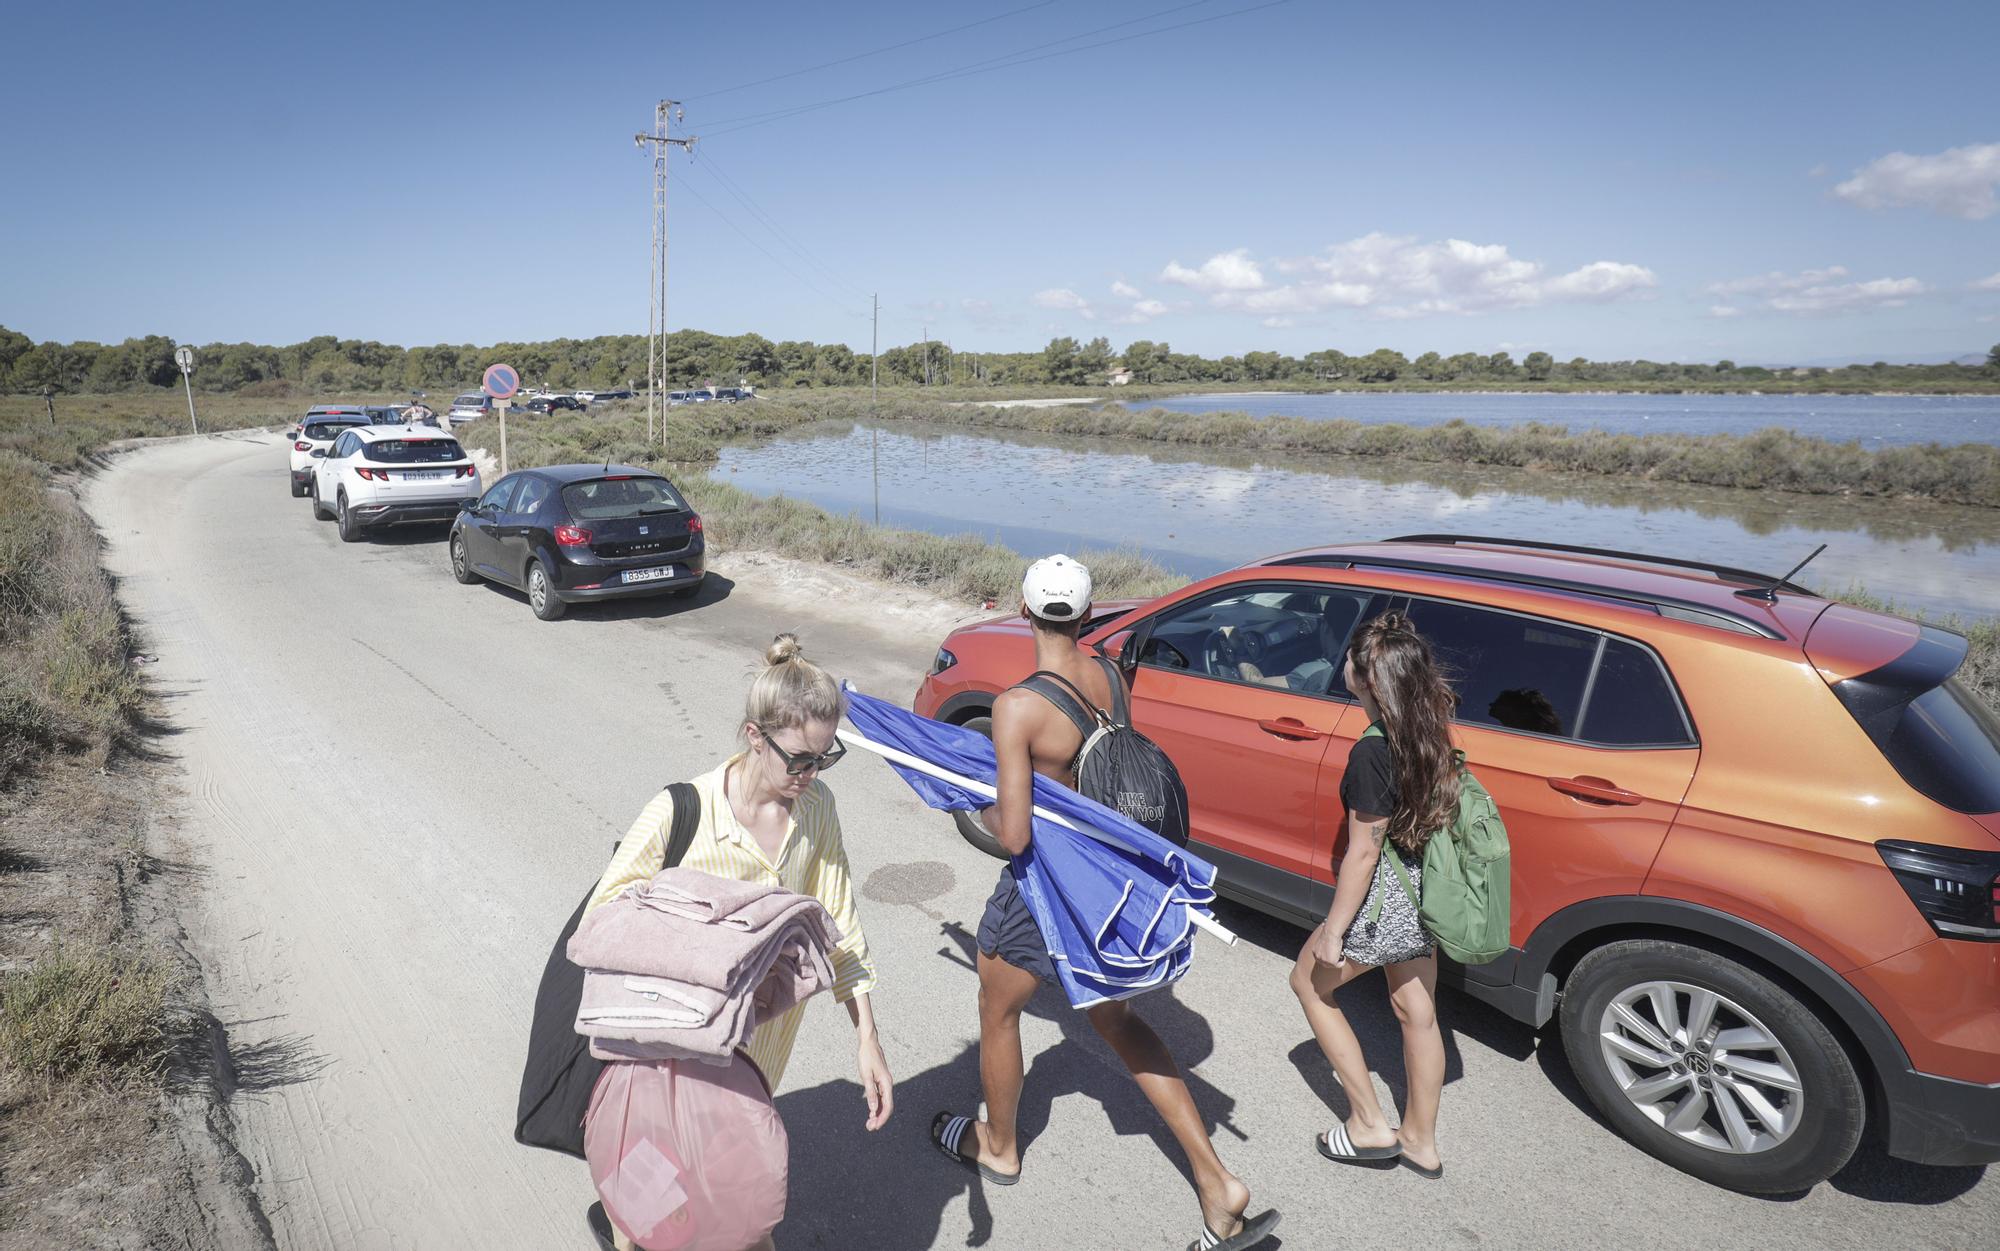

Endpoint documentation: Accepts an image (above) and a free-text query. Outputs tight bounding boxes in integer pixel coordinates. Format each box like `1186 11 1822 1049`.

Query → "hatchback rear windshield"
365 438 466 464
303 421 364 440
452 395 486 407
1833 626 2000 813
561 476 685 520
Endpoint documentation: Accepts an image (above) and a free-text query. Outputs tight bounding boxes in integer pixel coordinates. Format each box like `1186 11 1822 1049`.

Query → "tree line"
2 325 1995 396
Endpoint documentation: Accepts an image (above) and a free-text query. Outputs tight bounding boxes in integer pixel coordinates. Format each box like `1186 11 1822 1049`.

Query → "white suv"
288 413 369 497
446 392 493 425
310 425 480 542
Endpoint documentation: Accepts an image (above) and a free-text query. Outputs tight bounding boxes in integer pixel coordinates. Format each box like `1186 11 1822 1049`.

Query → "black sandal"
931 1110 1020 1185
1189 1208 1282 1250
1314 1124 1402 1166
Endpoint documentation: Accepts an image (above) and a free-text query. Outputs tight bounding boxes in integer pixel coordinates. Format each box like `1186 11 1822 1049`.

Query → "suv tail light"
294 440 312 452
555 525 592 547
456 465 477 478
1876 840 2000 940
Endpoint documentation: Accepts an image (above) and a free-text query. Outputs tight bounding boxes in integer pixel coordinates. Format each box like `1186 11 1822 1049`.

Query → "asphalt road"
86 432 1995 1251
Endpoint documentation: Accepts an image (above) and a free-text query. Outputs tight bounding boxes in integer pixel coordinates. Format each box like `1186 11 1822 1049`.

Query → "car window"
477 478 520 512
1575 637 1694 746
1833 626 2000 813
364 438 466 464
1401 597 1598 738
304 420 364 441
453 394 485 407
561 476 686 520
1138 584 1372 696
331 432 357 457
513 476 553 515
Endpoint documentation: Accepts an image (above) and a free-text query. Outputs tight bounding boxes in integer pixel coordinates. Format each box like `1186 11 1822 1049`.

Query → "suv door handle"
1257 717 1324 741
1549 775 1643 806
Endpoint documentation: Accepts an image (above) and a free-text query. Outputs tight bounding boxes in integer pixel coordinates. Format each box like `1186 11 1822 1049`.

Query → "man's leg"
969 950 1041 1173
1084 999 1250 1241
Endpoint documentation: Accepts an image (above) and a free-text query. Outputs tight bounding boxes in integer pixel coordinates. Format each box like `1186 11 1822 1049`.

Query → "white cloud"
961 297 994 313
1707 267 1926 316
1110 280 1143 300
1807 163 1830 179
1163 233 1655 320
1160 247 1266 293
1121 298 1173 324
1973 271 2000 292
1833 142 2000 220
1033 287 1093 316
1260 316 1295 328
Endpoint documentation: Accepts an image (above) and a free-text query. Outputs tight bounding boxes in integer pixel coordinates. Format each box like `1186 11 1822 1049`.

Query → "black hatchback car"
447 464 705 620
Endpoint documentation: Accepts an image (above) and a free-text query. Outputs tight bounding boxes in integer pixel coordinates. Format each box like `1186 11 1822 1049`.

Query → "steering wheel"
1202 628 1235 675
1237 626 1266 665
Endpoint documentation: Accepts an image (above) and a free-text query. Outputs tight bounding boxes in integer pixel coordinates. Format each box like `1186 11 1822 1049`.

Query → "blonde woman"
587 634 893 1250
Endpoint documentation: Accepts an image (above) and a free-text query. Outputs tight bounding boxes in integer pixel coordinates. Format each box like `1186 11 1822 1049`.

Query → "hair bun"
766 633 805 667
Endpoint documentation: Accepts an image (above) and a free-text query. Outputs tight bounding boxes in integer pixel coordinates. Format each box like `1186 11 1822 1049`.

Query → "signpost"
482 362 521 475
174 345 199 434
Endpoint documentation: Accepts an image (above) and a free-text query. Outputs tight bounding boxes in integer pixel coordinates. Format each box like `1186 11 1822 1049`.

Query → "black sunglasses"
755 725 846 775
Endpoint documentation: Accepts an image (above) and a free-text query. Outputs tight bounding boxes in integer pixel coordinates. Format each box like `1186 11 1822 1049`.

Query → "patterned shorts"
1342 850 1435 966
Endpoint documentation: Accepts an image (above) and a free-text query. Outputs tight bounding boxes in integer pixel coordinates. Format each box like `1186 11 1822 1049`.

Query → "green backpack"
1359 724 1512 965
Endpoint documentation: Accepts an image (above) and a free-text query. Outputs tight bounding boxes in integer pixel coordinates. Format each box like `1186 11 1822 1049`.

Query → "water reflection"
713 421 2000 619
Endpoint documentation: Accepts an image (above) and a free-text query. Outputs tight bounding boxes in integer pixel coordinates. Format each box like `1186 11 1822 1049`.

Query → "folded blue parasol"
841 686 1227 1008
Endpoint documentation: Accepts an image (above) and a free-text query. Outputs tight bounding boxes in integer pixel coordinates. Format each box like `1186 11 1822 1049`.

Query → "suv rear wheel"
336 492 363 543
1559 938 1864 1193
948 712 1008 861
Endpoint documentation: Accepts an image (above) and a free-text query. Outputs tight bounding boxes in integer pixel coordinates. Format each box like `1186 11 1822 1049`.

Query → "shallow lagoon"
715 420 2000 620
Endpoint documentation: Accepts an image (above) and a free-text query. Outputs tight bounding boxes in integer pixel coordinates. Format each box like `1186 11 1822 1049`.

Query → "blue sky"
3 0 1997 363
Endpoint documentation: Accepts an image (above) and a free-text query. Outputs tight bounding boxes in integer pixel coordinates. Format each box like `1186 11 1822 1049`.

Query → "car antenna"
1736 543 1826 602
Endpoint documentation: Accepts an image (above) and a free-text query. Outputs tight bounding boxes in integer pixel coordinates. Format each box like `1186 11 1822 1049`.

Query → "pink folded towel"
570 871 843 991
576 917 835 1059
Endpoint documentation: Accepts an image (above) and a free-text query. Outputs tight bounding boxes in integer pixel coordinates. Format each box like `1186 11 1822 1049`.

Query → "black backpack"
1017 656 1190 848
513 781 700 1159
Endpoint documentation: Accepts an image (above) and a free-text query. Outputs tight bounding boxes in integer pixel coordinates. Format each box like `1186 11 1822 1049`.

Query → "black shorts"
976 866 1056 987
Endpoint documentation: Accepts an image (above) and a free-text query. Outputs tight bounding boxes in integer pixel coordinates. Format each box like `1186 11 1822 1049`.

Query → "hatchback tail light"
1876 840 2000 940
294 441 312 452
688 515 704 534
555 525 592 547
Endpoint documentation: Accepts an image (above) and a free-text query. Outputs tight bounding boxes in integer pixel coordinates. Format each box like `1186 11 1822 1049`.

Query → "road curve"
86 432 1993 1250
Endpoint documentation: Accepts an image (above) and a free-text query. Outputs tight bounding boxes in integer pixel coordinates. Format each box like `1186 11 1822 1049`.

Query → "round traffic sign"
174 346 195 372
482 363 521 400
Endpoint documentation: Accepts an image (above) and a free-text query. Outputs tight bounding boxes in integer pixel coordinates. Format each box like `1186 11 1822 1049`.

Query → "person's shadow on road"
774 921 1248 1250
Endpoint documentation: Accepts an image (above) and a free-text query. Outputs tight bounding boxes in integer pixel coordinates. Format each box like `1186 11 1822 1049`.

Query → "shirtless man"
930 554 1277 1251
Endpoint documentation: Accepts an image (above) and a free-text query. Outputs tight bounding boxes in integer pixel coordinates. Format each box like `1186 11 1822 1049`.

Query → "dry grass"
0 944 171 1086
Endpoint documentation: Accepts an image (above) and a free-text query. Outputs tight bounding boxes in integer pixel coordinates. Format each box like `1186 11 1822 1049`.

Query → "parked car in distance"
912 533 2000 1194
571 390 596 404
521 395 585 414
446 392 493 425
712 387 747 403
594 388 634 402
310 426 478 542
447 464 705 621
287 412 370 496
286 403 369 440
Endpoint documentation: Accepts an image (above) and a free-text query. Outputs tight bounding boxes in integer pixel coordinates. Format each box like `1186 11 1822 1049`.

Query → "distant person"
404 399 436 427
586 634 893 1251
1290 611 1455 1180
931 555 1278 1251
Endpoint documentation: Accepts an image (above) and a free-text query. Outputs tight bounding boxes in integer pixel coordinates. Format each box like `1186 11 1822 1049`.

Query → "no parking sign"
482 363 521 400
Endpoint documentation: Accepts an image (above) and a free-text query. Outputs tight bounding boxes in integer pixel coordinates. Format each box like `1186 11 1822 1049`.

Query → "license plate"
403 470 447 481
622 566 678 584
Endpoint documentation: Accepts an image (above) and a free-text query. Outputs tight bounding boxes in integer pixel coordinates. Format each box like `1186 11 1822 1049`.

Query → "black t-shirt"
1340 732 1399 822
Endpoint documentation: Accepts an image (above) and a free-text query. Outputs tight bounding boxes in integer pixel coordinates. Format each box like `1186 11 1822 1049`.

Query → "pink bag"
585 1057 788 1250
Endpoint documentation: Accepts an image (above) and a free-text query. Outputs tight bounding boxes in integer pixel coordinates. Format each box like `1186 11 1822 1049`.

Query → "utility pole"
870 293 880 525
922 325 930 386
870 293 878 409
634 100 697 446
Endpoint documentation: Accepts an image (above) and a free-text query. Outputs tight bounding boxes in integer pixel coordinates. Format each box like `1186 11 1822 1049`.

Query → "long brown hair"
1349 612 1459 854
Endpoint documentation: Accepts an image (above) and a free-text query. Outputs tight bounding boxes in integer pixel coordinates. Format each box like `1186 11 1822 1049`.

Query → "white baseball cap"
1022 554 1092 622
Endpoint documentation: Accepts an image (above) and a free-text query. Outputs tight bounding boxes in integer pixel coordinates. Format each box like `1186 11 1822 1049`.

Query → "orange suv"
912 535 2000 1193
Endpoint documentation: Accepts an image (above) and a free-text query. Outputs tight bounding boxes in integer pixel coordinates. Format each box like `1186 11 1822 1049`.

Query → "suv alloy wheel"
1559 939 1865 1193
336 492 363 543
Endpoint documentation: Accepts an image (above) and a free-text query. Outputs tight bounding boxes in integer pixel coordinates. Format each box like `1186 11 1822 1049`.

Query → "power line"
700 0 1286 138
685 0 1059 103
695 151 870 302
674 169 869 320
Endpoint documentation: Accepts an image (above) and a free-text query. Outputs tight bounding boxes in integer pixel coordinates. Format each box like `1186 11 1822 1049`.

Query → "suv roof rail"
1385 533 1822 597
1269 551 1786 640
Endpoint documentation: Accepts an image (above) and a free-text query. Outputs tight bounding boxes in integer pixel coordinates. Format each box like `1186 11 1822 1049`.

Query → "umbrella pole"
837 727 1238 947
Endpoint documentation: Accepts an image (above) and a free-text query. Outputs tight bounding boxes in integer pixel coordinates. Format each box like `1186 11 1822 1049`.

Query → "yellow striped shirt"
585 755 876 1090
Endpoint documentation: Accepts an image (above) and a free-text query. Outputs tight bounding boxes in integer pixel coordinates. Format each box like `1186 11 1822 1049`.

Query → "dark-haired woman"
1289 612 1457 1180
